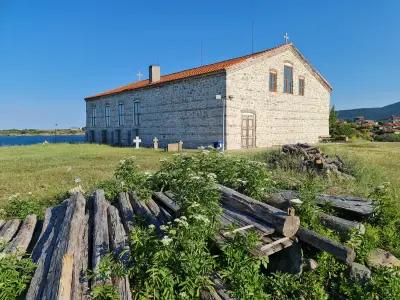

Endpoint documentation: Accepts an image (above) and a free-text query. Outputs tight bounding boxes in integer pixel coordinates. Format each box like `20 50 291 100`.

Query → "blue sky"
0 0 399 129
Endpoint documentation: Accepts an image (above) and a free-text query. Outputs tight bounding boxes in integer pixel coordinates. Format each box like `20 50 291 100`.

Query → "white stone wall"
225 48 331 149
85 73 225 148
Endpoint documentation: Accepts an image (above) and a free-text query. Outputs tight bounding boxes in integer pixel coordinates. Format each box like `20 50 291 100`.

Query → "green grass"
1 141 399 215
0 143 172 210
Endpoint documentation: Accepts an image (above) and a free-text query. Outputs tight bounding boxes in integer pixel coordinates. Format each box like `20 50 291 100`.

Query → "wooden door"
241 114 256 148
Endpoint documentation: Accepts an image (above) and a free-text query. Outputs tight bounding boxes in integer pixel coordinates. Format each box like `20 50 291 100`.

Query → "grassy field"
0 141 399 210
0 144 172 208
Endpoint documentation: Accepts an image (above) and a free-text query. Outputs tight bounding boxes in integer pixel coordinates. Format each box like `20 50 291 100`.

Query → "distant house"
84 43 331 149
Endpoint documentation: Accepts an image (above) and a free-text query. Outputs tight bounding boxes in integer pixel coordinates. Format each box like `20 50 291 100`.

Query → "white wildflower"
160 225 168 231
193 214 210 224
66 166 72 172
74 177 81 184
189 202 200 208
119 159 126 164
148 224 155 230
161 235 173 246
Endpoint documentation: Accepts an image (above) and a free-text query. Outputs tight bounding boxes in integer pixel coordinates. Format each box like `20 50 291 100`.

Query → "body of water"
0 135 86 146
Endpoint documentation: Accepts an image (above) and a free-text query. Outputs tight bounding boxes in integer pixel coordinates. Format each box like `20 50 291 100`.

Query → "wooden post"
58 254 74 300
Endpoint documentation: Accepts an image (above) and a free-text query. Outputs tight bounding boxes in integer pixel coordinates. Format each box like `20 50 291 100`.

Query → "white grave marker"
133 136 142 149
153 137 159 149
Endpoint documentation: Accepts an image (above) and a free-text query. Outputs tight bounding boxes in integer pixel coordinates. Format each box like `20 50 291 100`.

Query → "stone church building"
85 43 331 149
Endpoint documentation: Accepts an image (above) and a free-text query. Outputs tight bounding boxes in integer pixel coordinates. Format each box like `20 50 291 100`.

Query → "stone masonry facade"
85 45 331 149
85 73 225 148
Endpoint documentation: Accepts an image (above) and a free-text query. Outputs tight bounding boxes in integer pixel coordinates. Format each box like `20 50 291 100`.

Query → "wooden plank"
259 237 290 252
0 219 21 243
146 198 170 224
265 190 375 218
4 214 37 254
130 192 160 228
42 192 87 299
218 185 300 237
58 254 74 300
27 201 69 299
108 205 132 300
117 192 135 233
297 227 355 264
92 189 111 287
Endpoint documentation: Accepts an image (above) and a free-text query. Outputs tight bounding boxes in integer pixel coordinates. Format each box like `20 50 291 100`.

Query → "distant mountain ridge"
337 101 400 121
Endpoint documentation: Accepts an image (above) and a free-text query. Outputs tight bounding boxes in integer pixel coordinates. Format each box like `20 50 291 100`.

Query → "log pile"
0 184 379 298
275 143 355 179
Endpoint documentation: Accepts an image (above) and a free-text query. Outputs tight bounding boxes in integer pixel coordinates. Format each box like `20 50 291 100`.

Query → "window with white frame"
105 104 111 127
133 101 140 126
118 102 124 126
91 106 96 127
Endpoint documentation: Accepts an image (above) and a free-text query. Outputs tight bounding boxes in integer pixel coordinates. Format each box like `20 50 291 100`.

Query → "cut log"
4 214 37 254
27 201 69 299
296 227 355 264
117 192 135 233
0 219 21 243
152 191 180 216
130 192 160 227
108 205 132 300
42 192 87 299
319 212 365 237
92 189 111 287
201 275 235 300
218 185 300 237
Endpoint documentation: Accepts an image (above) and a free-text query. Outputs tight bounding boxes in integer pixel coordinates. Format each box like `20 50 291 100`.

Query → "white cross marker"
136 71 143 81
133 136 142 149
284 32 289 44
153 137 159 149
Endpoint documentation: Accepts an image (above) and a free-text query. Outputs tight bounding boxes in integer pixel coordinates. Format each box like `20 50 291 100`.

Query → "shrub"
0 254 36 300
374 133 400 142
95 179 122 202
0 195 43 219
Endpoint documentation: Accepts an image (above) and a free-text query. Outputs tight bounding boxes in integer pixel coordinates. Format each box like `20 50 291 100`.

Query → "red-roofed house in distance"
85 43 332 149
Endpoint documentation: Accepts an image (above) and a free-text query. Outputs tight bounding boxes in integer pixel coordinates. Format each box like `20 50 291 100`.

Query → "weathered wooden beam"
108 205 132 300
92 189 111 287
117 192 135 233
42 192 87 299
130 192 160 227
265 190 375 218
218 185 300 237
319 212 365 237
27 201 69 299
296 227 355 264
265 192 366 237
0 219 21 243
4 214 37 254
152 191 180 216
146 198 170 224
222 207 275 236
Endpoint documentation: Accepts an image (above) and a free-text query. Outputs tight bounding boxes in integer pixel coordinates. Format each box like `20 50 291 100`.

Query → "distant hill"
338 101 400 121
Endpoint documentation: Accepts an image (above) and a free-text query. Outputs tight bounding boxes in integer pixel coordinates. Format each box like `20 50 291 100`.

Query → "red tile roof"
85 43 331 100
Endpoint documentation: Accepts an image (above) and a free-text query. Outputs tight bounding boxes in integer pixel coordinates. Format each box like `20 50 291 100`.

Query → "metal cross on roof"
284 32 289 44
136 71 143 81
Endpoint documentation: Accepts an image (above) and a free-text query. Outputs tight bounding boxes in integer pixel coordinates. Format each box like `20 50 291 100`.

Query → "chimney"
149 65 160 83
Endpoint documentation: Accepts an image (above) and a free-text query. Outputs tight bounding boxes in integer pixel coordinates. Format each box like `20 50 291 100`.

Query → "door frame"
241 112 256 148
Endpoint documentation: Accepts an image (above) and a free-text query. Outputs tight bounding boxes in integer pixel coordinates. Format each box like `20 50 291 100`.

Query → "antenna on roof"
200 40 203 66
251 21 254 53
